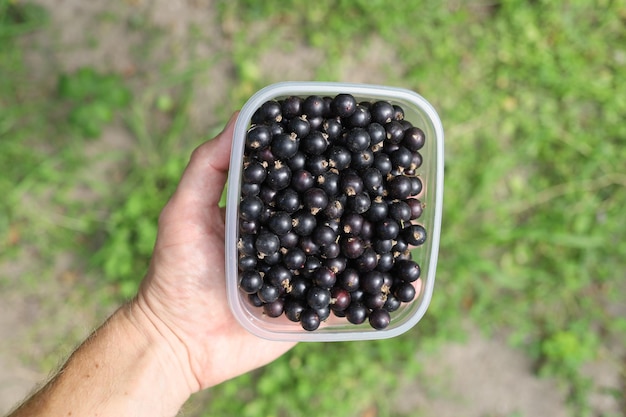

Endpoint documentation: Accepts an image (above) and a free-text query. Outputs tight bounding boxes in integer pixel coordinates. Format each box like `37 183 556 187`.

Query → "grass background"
1 0 625 416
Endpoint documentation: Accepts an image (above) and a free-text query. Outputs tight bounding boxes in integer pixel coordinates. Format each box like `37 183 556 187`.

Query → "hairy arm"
9 302 194 417
8 113 295 416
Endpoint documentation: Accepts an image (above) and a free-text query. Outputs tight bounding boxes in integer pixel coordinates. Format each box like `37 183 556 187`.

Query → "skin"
8 112 296 417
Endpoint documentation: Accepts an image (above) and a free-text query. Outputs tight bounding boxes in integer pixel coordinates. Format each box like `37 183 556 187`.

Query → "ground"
0 1 622 416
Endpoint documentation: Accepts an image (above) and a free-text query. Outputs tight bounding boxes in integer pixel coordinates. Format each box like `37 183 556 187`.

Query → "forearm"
9 301 195 417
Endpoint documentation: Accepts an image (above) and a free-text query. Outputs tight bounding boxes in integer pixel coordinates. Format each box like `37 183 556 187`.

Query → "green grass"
2 1 625 416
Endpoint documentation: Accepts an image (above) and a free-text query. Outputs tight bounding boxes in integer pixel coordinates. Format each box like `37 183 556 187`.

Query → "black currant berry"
347 192 372 214
368 122 386 147
403 224 427 246
355 248 378 272
407 198 424 220
281 96 303 119
392 104 405 121
328 146 352 170
283 247 306 270
303 187 329 214
324 255 347 274
376 252 395 272
307 286 332 310
385 120 405 144
340 170 364 196
341 236 366 259
373 153 393 175
331 93 357 118
279 230 299 249
239 270 263 294
255 232 281 257
238 255 257 271
284 298 306 322
303 95 325 118
338 268 360 291
266 161 292 190
403 126 426 151
323 198 344 219
371 101 395 124
268 211 293 235
350 149 374 170
299 235 320 256
263 298 285 318
290 170 316 193
345 127 371 152
288 116 311 138
245 125 272 151
292 210 317 236
257 283 281 303
243 161 267 184
276 188 301 213
365 197 388 222
361 270 385 294
330 287 351 311
271 133 299 160
260 100 282 123
376 218 401 240
312 225 338 247
237 235 256 256
301 131 329 155
289 276 310 299
239 195 264 221
409 176 423 196
317 171 340 197
320 241 341 259
341 212 364 236
390 146 413 170
300 308 321 331
345 303 368 325
322 118 343 140
387 175 412 199
363 293 386 310
348 104 371 127
383 295 402 312
394 259 421 282
312 266 336 288
389 200 412 222
305 154 330 176
369 308 391 330
394 282 417 303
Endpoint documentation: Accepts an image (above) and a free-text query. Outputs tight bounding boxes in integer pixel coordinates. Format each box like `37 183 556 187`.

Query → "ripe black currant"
403 223 427 246
402 126 425 151
239 270 263 294
306 286 332 310
369 308 391 330
300 308 321 331
345 303 368 325
281 96 303 119
371 101 395 124
331 93 357 118
245 124 272 151
303 95 325 118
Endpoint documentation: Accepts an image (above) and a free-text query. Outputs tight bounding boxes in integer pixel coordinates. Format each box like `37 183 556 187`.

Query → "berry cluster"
237 93 426 331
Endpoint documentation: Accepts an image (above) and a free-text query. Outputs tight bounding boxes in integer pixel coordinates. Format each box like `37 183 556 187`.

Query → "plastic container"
225 82 444 342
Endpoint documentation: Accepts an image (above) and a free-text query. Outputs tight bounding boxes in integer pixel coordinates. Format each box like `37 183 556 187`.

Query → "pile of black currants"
237 93 427 331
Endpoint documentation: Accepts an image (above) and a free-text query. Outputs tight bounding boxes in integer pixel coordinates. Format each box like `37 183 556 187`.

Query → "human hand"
134 113 296 392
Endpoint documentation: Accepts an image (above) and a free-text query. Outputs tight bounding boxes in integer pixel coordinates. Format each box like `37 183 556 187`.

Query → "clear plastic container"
225 82 444 341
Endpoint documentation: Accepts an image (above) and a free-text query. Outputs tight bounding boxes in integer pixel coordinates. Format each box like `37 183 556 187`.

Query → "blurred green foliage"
2 0 625 416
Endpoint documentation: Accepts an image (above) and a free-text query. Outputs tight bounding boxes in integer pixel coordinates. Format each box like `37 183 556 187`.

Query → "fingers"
173 112 239 208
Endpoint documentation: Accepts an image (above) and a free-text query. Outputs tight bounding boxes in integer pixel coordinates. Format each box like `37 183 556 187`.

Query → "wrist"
123 297 200 399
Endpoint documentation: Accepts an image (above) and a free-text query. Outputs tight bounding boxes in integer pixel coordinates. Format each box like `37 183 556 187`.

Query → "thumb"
173 112 239 209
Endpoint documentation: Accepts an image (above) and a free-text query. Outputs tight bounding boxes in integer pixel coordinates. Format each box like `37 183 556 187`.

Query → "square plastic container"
225 81 444 342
